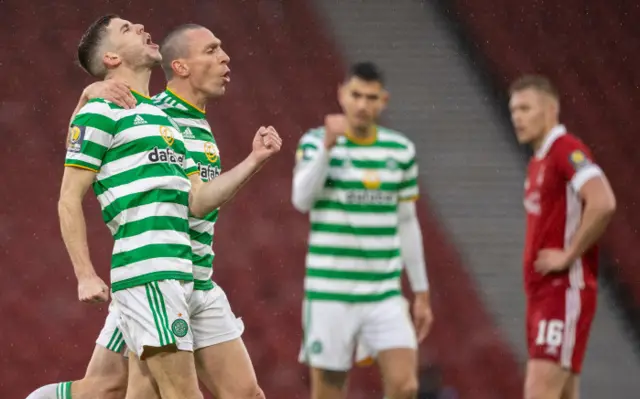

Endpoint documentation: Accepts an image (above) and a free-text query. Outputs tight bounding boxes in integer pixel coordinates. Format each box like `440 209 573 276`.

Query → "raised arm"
292 115 346 212
189 126 282 217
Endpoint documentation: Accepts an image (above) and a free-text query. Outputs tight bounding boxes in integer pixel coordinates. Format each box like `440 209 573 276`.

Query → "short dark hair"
160 24 204 80
346 61 385 85
77 14 118 78
509 74 559 100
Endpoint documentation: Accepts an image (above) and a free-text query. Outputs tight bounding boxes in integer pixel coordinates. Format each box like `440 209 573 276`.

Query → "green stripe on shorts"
106 328 122 352
145 283 168 346
153 281 176 345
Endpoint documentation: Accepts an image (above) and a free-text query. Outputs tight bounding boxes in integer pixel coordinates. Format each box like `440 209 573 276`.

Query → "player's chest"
112 115 187 157
523 159 563 214
327 146 405 189
185 134 222 182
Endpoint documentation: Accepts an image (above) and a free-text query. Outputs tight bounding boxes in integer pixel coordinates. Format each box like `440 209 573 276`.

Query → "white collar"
535 124 566 159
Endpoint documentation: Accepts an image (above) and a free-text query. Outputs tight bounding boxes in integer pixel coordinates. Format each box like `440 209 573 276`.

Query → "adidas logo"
134 115 147 125
183 127 195 139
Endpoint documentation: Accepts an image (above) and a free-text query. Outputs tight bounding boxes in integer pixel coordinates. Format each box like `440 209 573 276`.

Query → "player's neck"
107 68 152 97
346 124 377 144
166 81 207 113
531 121 560 152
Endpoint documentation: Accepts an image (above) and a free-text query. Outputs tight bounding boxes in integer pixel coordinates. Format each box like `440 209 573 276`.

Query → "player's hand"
78 274 109 303
534 248 572 274
412 292 434 343
82 80 136 109
323 114 348 149
251 126 283 163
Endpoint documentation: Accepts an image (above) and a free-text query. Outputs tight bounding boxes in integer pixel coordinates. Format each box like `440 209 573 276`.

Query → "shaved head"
160 24 205 79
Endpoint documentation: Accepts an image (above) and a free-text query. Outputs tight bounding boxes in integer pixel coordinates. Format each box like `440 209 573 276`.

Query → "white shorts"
298 295 417 371
112 280 194 359
189 285 244 350
96 302 126 354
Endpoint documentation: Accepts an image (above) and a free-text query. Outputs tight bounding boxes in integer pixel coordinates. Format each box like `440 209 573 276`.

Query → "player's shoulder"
377 126 415 151
77 98 123 115
550 131 592 157
298 126 325 147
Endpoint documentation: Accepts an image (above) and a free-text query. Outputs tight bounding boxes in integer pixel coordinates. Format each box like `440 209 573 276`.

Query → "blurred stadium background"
1 0 639 398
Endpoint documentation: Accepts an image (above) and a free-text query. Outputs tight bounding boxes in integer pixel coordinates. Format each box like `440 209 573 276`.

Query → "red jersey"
523 125 603 295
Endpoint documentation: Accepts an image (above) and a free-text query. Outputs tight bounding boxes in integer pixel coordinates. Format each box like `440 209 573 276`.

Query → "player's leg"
524 360 569 399
299 300 356 399
524 287 594 399
195 339 263 398
123 354 161 399
114 280 202 399
190 286 263 398
560 374 580 399
360 296 418 399
26 307 128 399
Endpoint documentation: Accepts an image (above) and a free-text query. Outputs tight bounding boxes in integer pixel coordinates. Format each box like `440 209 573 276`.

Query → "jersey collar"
535 124 566 159
131 89 153 105
165 88 206 116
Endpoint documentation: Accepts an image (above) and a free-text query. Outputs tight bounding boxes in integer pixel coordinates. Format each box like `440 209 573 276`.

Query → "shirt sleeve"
184 148 199 177
291 131 330 212
65 100 116 173
552 138 603 192
398 143 419 201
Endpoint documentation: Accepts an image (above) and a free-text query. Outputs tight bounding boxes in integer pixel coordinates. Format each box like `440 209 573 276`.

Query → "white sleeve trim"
291 146 330 213
571 164 603 192
398 201 429 292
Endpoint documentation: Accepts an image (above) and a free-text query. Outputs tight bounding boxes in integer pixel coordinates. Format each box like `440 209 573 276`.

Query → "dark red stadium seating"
1 0 521 397
451 0 640 305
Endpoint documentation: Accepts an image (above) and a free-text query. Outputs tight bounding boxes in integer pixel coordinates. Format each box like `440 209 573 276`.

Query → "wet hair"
77 14 119 78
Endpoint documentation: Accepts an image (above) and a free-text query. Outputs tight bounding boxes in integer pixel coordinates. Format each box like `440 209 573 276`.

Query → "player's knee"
524 378 554 399
254 387 266 399
387 376 418 399
222 383 264 399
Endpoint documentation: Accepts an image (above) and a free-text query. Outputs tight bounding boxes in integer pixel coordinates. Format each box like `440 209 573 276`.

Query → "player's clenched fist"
78 274 109 303
252 125 283 162
323 114 348 149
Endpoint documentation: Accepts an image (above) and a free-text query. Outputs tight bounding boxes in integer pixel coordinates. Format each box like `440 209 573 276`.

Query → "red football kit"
523 125 604 373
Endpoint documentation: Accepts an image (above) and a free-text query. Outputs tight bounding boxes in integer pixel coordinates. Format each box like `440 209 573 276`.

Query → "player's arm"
291 137 331 212
563 150 616 264
291 115 346 212
61 103 115 302
188 126 282 217
398 143 432 342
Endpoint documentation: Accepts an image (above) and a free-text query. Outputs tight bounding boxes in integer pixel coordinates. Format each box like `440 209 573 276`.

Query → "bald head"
160 24 205 79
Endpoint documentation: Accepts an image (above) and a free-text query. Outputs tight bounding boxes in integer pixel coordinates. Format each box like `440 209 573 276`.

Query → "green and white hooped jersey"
153 89 221 291
64 91 198 292
295 126 419 303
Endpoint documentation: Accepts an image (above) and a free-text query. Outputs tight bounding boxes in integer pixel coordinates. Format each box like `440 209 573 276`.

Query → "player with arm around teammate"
510 75 616 399
292 62 433 399
27 16 279 399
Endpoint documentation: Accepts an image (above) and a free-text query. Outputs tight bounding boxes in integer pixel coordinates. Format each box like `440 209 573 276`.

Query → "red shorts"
526 286 596 373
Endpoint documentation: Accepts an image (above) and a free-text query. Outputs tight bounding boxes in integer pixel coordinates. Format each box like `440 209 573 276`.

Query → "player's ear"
337 83 346 108
380 89 390 107
103 52 122 69
171 59 189 78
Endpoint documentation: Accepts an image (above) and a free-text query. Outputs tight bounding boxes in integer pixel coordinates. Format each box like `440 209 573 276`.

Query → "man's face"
104 18 161 68
338 77 387 131
509 88 549 144
181 28 230 98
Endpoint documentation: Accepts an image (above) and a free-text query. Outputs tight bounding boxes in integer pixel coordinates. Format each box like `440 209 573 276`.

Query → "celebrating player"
28 16 279 399
510 75 616 399
292 62 433 399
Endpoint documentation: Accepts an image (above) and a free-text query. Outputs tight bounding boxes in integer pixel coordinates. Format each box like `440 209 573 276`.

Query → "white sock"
25 382 72 399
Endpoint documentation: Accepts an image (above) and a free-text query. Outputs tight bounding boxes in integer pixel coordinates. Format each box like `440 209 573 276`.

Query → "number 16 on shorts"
535 319 564 348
